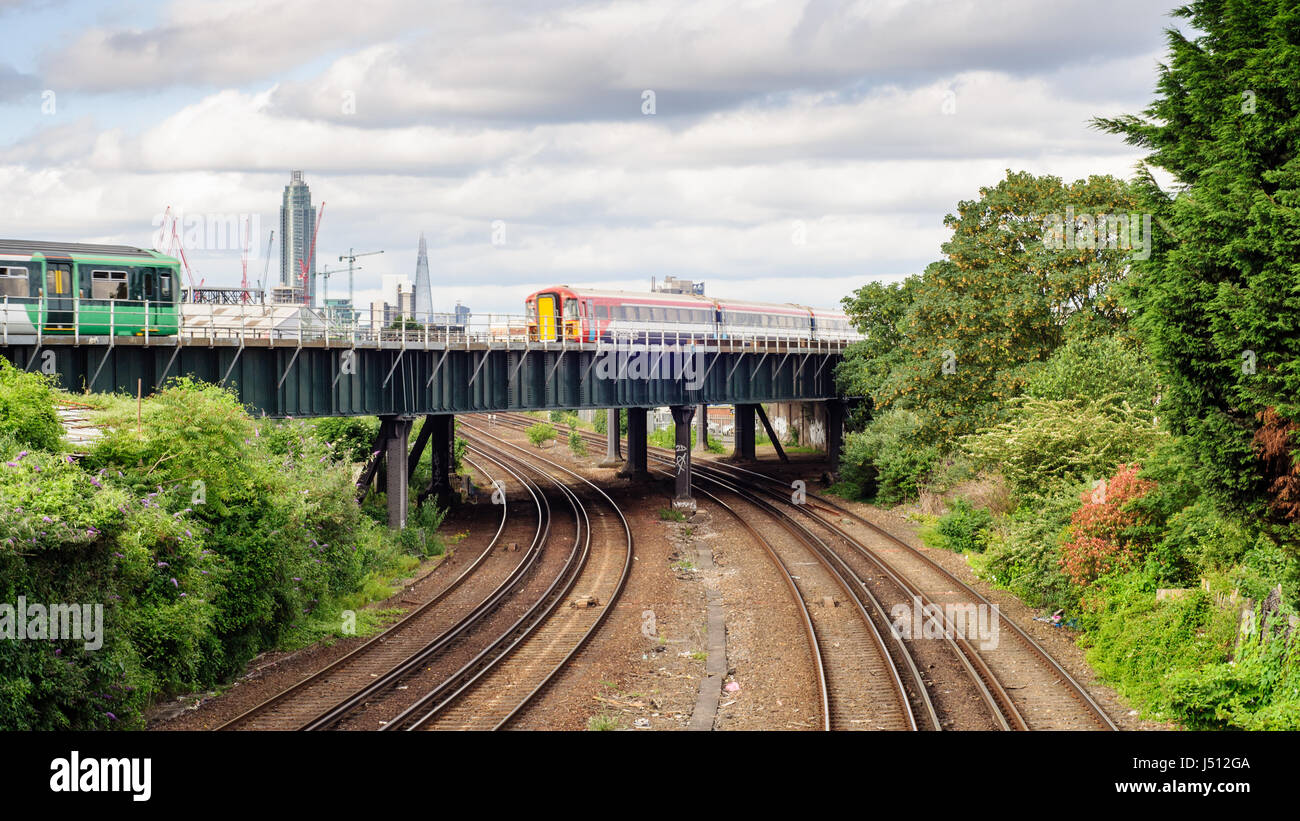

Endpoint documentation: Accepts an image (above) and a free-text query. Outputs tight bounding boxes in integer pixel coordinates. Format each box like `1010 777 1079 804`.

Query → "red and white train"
524 285 860 344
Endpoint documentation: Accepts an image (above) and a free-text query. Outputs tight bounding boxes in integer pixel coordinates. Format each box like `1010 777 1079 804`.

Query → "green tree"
1093 0 1300 525
840 171 1142 444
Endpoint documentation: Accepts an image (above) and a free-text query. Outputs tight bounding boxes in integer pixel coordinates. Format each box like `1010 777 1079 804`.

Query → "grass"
659 507 687 522
587 714 620 731
690 650 707 661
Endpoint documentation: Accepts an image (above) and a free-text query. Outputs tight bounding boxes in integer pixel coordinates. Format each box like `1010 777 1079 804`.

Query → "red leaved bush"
1253 407 1300 523
1060 463 1156 586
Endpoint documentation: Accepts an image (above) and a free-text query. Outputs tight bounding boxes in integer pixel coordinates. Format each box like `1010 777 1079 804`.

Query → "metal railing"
0 296 860 353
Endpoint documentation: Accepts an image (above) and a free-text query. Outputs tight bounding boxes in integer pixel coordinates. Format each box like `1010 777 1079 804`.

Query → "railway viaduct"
1 331 850 528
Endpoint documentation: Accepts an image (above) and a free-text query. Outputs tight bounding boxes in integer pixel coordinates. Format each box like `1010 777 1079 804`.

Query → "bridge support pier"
671 405 696 512
755 403 788 463
418 414 457 509
825 399 845 472
732 403 756 461
618 407 649 479
695 403 709 453
599 408 623 468
383 415 414 530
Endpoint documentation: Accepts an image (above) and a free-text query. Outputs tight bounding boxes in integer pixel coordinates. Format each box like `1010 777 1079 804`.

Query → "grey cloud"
0 63 39 102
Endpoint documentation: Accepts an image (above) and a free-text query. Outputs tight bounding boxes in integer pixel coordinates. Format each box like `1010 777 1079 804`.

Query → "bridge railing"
1 296 861 352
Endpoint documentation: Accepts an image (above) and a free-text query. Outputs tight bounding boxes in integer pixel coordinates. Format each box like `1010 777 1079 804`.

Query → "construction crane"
158 205 198 291
258 230 274 304
317 263 357 306
298 202 325 306
239 215 252 303
339 248 383 309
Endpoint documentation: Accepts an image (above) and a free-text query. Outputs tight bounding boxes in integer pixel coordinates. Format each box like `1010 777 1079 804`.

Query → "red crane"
159 205 198 291
299 202 325 305
239 215 252 303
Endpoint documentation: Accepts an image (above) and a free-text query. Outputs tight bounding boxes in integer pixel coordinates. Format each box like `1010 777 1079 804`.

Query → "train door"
536 292 558 341
563 297 579 341
585 299 597 342
140 267 158 333
42 260 74 332
156 270 176 333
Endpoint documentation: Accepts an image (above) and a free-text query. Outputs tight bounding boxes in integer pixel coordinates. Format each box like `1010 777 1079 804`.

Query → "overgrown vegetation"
833 0 1300 729
526 423 556 447
0 376 444 729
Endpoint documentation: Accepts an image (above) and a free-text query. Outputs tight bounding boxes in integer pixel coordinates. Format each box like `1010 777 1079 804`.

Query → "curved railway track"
216 451 550 731
497 412 1118 731
711 458 1118 731
383 423 633 731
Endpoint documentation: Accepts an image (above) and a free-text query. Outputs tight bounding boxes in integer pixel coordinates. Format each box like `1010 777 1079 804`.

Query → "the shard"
412 233 433 321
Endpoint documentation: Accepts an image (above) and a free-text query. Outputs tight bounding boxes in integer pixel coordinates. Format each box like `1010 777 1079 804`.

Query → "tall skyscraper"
279 170 317 305
412 233 433 320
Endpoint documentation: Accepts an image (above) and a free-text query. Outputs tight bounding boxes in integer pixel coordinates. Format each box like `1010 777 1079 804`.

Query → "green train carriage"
0 239 182 336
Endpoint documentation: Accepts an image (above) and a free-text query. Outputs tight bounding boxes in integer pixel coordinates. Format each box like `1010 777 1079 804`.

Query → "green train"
0 239 182 336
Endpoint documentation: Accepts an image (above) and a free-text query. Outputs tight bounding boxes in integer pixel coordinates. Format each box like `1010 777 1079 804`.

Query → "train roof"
526 285 837 314
0 239 168 260
529 286 715 305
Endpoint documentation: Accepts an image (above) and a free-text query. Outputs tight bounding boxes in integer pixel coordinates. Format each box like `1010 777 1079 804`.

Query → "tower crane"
298 202 325 306
339 248 383 309
317 263 358 306
258 230 274 304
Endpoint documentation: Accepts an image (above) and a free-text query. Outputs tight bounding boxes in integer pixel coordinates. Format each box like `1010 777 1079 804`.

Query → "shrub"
568 429 587 456
962 396 1166 497
973 488 1081 610
928 497 992 553
312 416 380 463
1082 572 1239 720
839 409 939 505
0 359 63 452
526 423 556 447
1059 463 1157 586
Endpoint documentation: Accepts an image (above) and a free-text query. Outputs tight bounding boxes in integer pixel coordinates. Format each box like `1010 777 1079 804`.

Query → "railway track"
382 423 633 730
216 451 550 731
710 458 1118 731
497 412 1118 731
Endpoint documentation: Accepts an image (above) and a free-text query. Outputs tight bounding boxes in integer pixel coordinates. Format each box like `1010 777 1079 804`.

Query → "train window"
597 304 609 319
91 270 128 300
0 267 27 298
564 298 578 319
161 273 172 300
142 269 155 300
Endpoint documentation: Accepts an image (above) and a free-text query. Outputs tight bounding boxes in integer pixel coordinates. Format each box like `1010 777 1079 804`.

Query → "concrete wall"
767 401 828 448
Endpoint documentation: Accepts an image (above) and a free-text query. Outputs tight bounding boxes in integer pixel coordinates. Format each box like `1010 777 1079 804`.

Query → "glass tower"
279 170 317 305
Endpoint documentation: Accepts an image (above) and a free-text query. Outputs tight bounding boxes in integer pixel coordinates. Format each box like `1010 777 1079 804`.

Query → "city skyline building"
413 233 433 320
279 170 317 305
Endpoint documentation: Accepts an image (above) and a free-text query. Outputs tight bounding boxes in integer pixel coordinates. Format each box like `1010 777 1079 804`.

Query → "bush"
1082 573 1239 721
1023 333 1161 411
962 395 1166 497
927 497 992 553
526 423 556 447
1060 463 1157 586
312 416 380 463
839 409 939 505
973 488 1081 610
0 359 63 452
0 375 437 729
568 429 587 456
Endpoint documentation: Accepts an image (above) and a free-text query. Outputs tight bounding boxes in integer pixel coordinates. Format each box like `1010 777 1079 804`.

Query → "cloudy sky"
0 0 1184 315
